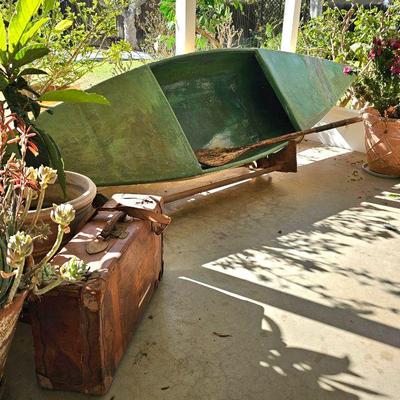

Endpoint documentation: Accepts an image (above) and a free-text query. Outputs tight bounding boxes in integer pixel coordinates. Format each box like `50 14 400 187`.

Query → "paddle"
195 116 363 167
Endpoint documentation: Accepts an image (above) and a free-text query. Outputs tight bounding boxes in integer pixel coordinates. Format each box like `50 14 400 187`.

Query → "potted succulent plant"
343 37 400 176
0 108 88 394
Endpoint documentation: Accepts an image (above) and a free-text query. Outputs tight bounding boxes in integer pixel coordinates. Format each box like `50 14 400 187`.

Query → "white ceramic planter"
309 106 365 153
25 171 97 259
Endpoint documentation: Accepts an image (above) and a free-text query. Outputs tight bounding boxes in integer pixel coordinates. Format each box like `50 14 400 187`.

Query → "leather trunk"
29 195 166 395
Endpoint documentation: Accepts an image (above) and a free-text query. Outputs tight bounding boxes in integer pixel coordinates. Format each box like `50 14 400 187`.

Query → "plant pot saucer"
362 163 400 179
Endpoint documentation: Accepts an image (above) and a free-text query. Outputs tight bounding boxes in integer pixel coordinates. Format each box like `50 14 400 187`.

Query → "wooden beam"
175 0 196 55
98 147 298 204
281 0 302 52
255 141 297 173
163 163 284 203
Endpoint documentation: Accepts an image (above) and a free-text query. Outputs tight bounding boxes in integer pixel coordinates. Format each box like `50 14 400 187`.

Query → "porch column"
175 0 196 55
280 0 302 53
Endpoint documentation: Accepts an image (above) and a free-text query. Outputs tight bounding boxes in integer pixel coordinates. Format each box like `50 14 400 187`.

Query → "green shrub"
33 0 131 91
0 0 133 91
297 1 400 111
0 0 109 194
157 0 243 50
350 38 400 117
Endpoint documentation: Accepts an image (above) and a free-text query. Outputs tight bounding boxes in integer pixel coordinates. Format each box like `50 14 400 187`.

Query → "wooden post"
310 0 323 18
280 0 302 52
175 0 196 55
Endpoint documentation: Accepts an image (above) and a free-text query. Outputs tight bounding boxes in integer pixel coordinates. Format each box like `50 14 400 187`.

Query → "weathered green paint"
37 66 202 186
151 50 294 151
256 49 354 130
36 49 354 186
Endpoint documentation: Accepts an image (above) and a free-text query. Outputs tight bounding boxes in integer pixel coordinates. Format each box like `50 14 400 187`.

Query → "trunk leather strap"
97 205 171 235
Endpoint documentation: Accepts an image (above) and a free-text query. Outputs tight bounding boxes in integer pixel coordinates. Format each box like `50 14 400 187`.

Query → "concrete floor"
5 142 400 400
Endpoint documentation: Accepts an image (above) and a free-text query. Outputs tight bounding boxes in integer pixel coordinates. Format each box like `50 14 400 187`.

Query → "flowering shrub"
0 103 88 306
344 37 400 118
298 1 400 111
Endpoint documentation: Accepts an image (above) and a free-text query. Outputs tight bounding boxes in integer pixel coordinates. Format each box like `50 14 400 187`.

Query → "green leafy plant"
31 0 131 91
138 0 176 58
297 1 400 108
0 105 88 306
344 37 400 118
0 0 109 195
259 22 282 50
107 41 140 75
0 0 135 89
195 0 242 48
153 0 242 54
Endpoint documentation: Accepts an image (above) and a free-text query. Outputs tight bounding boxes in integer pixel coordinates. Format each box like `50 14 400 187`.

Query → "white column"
175 0 196 55
310 0 323 18
280 0 302 53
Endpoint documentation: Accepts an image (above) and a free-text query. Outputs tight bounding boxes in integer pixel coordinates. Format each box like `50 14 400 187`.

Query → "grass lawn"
75 60 146 89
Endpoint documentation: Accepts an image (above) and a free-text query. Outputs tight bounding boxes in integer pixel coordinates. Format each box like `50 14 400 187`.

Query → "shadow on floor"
165 150 400 348
178 276 386 400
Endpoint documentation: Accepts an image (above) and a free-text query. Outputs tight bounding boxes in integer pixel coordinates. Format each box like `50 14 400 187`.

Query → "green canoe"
37 49 353 186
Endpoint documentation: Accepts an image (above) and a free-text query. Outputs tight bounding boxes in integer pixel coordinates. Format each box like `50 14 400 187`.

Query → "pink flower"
388 39 400 50
369 46 382 60
369 37 385 60
373 37 382 46
390 57 400 75
390 65 400 74
343 66 353 75
369 49 376 60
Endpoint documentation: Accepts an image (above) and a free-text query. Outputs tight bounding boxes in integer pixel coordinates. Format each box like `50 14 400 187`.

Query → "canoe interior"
36 49 354 186
151 50 294 156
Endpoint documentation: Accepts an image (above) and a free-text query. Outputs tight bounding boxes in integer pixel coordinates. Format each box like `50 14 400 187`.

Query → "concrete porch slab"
5 142 400 400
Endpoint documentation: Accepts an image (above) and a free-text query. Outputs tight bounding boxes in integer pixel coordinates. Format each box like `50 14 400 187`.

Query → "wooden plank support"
163 143 297 204
163 164 283 203
255 141 297 173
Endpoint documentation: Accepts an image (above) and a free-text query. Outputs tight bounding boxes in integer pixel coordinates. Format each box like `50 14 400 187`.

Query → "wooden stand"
98 141 298 203
163 141 297 203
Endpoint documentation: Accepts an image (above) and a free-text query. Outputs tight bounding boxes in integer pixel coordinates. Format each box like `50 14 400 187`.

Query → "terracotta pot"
25 171 97 260
0 291 27 383
364 108 400 176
